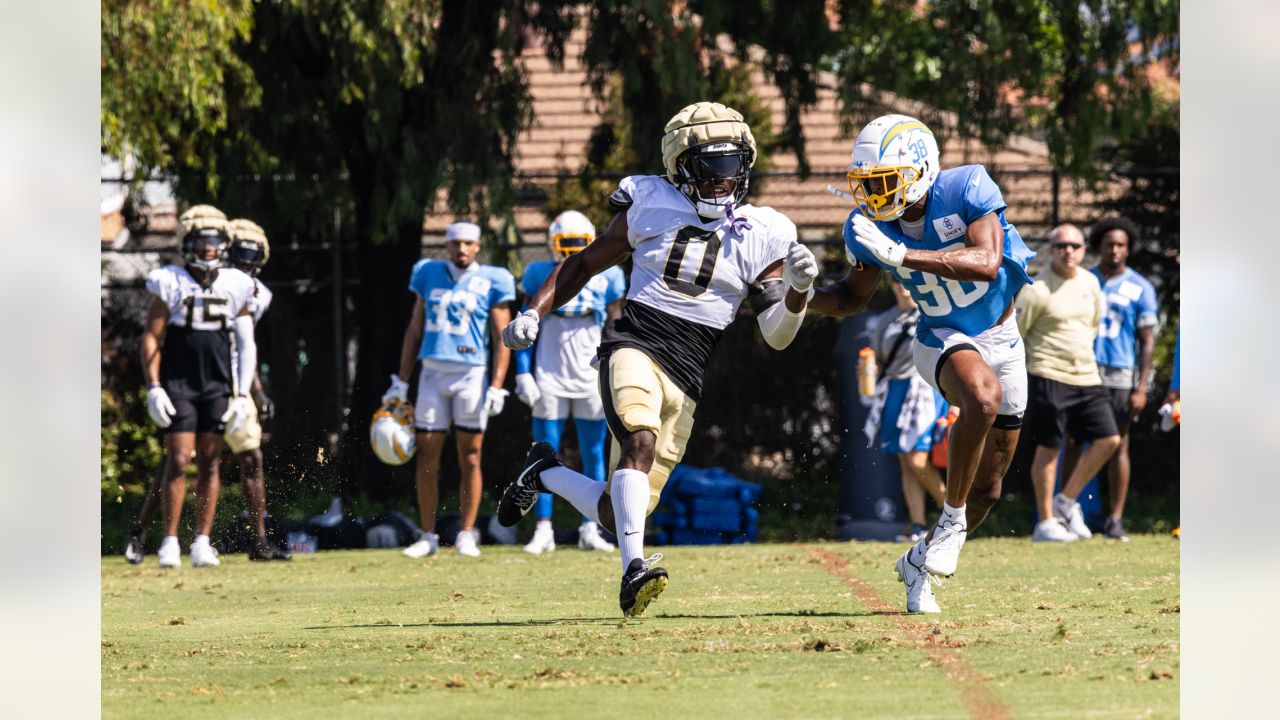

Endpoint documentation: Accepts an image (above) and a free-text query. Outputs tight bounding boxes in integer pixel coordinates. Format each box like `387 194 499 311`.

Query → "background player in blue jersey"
810 114 1034 613
513 210 626 555
1059 216 1159 541
384 221 515 559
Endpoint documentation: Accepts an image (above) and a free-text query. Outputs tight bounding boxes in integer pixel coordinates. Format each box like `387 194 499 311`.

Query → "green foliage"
100 389 163 502
831 0 1180 179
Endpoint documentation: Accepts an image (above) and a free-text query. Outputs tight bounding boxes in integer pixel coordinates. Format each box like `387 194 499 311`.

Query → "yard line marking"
807 546 1012 720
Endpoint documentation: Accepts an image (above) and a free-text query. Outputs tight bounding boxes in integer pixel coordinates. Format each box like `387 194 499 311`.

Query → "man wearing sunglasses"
1015 224 1120 543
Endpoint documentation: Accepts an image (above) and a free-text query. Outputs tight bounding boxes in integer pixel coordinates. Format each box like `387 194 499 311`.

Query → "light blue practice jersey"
843 164 1034 347
409 260 515 366
1091 266 1158 370
520 260 626 326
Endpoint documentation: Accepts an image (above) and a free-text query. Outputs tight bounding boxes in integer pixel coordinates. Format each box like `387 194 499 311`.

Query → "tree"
829 0 1179 179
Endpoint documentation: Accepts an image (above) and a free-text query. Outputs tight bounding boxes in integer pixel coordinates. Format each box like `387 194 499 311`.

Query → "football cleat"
497 442 562 527
124 531 144 565
1053 494 1093 539
620 553 669 618
455 527 481 558
923 518 967 578
402 533 439 559
190 541 220 568
157 537 181 569
523 521 556 555
1032 518 1078 543
1103 517 1130 542
249 536 292 561
895 549 941 614
578 521 615 552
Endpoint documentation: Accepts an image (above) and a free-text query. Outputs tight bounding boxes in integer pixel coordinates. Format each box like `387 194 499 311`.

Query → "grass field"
102 536 1179 719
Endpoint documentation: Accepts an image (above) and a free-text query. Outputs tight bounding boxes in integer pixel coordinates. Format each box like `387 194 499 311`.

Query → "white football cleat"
523 521 556 555
1032 518 1078 543
923 518 967 578
1053 494 1093 539
895 550 941 613
455 527 481 558
402 533 439 558
578 521 615 552
190 541 220 568
157 537 181 569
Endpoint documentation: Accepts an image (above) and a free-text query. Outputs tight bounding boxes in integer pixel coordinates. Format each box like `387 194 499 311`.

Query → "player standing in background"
1058 216 1158 542
140 205 258 568
497 102 818 617
221 219 290 560
809 114 1034 613
513 210 626 555
385 221 514 559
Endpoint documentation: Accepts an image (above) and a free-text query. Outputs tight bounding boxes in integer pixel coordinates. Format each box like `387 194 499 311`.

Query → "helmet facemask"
549 233 591 260
847 164 923 221
227 240 268 275
182 228 228 274
674 141 753 219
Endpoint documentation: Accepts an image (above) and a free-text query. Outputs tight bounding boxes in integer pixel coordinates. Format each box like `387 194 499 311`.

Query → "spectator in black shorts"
140 205 259 568
1015 224 1121 542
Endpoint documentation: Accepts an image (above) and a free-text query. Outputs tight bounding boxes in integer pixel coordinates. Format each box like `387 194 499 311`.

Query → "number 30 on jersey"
893 263 988 317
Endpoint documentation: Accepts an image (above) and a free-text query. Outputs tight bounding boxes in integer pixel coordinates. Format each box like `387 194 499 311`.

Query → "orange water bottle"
857 347 877 397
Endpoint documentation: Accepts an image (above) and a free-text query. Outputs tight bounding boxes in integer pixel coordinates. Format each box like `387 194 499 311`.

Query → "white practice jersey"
619 175 795 330
249 277 273 324
145 264 255 331
536 312 604 398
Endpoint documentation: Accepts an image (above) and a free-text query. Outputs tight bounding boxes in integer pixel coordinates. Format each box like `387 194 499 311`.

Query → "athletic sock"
193 534 211 548
160 535 179 549
940 502 967 529
1053 492 1075 508
541 466 605 524
610 468 650 572
909 537 927 566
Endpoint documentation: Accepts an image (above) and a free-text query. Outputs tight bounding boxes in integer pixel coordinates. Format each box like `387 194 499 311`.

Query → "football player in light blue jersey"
810 114 1034 613
513 211 627 555
383 221 516 559
1059 216 1159 542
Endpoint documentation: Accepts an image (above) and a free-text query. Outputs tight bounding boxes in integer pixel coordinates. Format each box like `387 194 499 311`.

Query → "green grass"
102 537 1179 719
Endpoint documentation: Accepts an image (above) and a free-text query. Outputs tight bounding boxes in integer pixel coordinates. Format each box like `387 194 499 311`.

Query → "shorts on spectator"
415 361 489 433
1024 374 1120 448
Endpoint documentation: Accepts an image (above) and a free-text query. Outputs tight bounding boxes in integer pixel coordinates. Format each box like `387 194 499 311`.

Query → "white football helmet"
178 204 229 273
661 101 757 219
547 210 595 260
846 114 940 221
370 399 416 466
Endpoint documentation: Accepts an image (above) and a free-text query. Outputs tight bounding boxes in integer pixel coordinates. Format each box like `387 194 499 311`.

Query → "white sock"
1054 492 1075 507
193 534 211 547
160 535 179 550
541 466 604 524
610 468 650 571
909 537 927 566
940 503 967 529
535 519 553 531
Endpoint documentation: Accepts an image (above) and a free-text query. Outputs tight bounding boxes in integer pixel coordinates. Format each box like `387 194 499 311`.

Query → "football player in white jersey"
139 205 258 568
497 102 819 617
809 115 1035 613
385 221 516 559
222 219 291 560
514 210 626 555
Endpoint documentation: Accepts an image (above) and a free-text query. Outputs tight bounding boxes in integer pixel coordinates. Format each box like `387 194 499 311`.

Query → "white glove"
1158 401 1178 432
146 385 176 429
484 387 509 417
502 309 540 350
514 373 541 408
382 374 409 404
783 242 818 293
220 394 253 434
852 214 906 267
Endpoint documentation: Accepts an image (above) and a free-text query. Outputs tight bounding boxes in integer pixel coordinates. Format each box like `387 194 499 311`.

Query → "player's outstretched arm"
809 265 882 318
901 213 1003 282
529 212 631 319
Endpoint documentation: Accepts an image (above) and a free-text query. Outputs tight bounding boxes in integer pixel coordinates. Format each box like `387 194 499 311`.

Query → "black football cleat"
619 554 669 618
124 532 144 565
249 536 293 561
497 442 562 527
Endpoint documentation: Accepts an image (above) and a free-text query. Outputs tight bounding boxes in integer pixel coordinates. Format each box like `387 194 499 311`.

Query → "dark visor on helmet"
228 242 266 266
681 150 749 181
183 228 228 251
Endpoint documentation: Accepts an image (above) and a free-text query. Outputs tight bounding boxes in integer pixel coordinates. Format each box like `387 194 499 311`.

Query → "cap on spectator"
446 221 482 242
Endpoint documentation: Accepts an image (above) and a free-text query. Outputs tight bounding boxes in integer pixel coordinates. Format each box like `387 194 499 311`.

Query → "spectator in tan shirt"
1015 224 1120 542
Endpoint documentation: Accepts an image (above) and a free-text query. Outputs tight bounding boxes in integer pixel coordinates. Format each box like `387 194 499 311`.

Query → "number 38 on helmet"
845 114 940 221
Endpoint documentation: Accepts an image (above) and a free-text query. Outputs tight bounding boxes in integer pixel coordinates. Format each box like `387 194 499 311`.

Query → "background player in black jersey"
496 102 818 617
139 206 258 568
